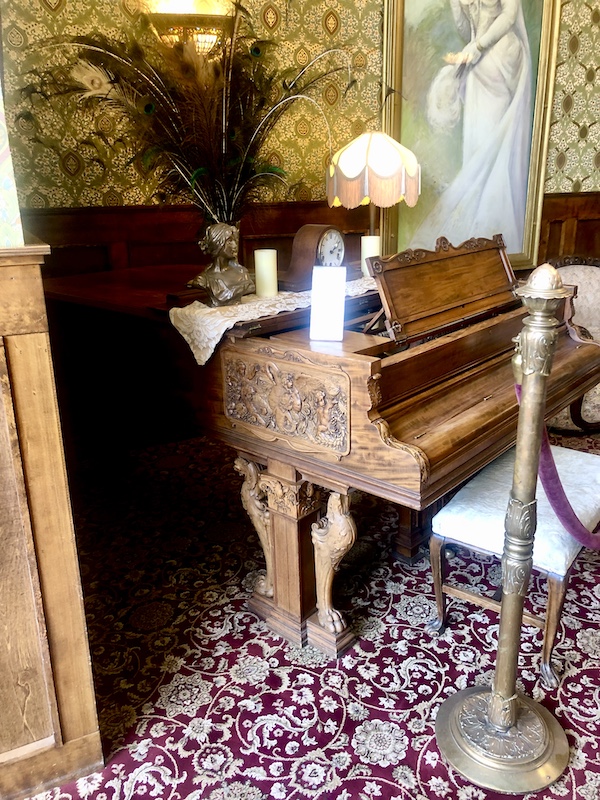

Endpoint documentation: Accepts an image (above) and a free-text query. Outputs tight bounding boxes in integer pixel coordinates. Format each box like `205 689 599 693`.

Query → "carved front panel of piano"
218 333 426 500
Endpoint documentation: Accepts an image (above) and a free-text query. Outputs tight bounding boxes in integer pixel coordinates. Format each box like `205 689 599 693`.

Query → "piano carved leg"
306 492 357 657
246 458 323 648
234 457 273 598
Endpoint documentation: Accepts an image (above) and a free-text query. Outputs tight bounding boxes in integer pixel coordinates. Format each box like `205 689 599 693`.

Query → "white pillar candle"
254 249 278 297
361 235 381 277
310 266 346 341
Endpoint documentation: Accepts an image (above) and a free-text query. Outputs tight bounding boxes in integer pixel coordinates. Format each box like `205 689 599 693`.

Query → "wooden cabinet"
0 243 102 798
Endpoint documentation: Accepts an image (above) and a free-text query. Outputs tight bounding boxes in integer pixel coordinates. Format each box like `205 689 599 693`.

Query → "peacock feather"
19 3 354 226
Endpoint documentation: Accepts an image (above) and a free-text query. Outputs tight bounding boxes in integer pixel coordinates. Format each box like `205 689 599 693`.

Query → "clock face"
317 228 345 266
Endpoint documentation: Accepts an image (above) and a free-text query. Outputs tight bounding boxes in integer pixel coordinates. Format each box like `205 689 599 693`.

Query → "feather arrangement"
19 3 354 224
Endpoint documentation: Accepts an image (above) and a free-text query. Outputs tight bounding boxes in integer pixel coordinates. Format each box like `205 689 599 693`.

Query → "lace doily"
169 276 377 365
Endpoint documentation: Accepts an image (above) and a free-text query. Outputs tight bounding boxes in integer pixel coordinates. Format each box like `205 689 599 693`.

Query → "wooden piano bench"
425 444 600 690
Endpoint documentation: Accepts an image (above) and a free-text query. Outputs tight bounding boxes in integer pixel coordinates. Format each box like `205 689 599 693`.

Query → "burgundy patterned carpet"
29 432 600 800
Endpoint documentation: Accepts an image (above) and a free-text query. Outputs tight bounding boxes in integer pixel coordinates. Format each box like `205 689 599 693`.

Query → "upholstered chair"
427 444 600 690
549 261 600 432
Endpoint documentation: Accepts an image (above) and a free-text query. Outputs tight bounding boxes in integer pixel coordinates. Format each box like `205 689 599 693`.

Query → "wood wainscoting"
538 191 600 264
21 192 597 282
21 201 371 280
20 205 205 279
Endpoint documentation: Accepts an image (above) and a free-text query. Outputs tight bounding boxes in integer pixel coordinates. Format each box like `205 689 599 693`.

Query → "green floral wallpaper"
1 0 381 209
0 0 598 209
545 0 600 192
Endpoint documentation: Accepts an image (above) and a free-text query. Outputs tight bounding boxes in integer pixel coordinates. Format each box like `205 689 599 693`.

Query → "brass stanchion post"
435 264 571 793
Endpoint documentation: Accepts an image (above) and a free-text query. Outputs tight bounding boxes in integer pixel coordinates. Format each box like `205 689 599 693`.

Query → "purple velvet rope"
515 385 600 548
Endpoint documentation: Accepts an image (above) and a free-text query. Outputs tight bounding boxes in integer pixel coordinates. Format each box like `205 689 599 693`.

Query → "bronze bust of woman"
188 223 255 307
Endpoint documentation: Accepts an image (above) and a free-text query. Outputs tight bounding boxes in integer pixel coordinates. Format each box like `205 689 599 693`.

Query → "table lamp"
326 131 420 274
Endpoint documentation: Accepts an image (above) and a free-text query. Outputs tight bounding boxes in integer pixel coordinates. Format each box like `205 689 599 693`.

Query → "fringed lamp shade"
326 132 421 210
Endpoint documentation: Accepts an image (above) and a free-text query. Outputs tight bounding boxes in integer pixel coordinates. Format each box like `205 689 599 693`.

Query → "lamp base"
436 686 569 795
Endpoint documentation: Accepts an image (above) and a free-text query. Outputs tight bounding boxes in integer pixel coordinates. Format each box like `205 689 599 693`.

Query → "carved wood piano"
200 236 600 657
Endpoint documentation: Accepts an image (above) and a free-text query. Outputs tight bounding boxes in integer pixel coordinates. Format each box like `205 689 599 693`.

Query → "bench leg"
426 533 447 635
540 573 567 690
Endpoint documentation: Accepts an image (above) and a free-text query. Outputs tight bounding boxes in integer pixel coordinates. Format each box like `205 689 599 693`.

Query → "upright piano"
194 236 600 657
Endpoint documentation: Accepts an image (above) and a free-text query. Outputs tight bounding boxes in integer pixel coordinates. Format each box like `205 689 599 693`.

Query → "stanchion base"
436 686 569 794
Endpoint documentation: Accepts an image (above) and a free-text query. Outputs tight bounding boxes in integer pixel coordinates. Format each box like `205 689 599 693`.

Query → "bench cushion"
432 445 600 575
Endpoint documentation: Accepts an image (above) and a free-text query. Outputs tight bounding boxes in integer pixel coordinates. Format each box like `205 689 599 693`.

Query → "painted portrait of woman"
397 0 547 257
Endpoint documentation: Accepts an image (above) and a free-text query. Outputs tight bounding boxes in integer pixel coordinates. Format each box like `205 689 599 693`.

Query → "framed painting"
1 82 25 247
381 0 561 269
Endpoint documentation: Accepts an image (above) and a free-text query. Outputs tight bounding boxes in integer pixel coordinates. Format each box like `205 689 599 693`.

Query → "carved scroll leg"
234 457 273 598
306 492 357 657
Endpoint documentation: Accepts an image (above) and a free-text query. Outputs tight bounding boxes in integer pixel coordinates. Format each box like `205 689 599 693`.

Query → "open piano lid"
366 235 521 345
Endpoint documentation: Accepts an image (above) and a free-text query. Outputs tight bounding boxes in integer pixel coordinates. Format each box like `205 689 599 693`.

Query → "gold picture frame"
381 0 560 270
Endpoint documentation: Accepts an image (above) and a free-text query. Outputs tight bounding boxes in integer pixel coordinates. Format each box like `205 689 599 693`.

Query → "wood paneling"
538 192 600 264
21 201 371 280
0 344 57 761
22 194 597 284
21 206 205 278
0 243 102 799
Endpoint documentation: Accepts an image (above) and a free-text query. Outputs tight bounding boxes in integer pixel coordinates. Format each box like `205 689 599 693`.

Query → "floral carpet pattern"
29 432 600 800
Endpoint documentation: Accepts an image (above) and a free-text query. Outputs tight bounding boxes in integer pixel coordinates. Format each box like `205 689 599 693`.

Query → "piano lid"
365 235 521 345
